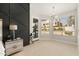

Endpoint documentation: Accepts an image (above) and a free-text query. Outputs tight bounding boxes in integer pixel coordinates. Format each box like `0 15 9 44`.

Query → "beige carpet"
12 40 79 56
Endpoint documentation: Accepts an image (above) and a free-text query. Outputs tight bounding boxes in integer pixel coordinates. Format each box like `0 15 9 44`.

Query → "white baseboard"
32 38 39 41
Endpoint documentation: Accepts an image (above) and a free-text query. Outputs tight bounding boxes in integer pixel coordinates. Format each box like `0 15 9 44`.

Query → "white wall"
30 4 41 39
77 4 79 50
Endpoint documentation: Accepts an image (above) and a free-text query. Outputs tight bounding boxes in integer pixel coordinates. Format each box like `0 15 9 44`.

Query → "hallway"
13 40 79 56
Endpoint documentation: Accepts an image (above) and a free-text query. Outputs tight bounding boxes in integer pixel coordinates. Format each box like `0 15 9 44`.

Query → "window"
52 15 75 36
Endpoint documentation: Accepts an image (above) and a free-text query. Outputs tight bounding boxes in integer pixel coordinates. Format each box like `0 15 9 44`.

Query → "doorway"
40 19 50 40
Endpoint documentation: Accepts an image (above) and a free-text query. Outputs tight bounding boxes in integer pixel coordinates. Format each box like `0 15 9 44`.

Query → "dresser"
5 39 23 56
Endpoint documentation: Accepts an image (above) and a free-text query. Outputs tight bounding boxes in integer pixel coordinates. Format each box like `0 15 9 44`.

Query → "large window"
52 15 75 36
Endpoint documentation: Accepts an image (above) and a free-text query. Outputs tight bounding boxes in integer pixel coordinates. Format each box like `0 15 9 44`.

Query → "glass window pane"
52 15 75 37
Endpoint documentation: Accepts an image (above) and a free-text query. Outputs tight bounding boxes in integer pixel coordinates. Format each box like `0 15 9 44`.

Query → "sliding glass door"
52 15 75 37
50 10 77 45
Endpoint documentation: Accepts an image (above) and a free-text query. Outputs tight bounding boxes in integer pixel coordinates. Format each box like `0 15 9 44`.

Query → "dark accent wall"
0 3 10 45
0 3 30 46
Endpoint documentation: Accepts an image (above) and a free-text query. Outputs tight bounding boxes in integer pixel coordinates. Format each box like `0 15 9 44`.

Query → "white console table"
5 39 23 56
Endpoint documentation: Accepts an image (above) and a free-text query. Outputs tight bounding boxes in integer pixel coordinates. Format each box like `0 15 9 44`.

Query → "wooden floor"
13 40 79 56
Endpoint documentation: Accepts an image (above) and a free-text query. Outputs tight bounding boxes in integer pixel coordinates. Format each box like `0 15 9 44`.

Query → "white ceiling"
30 3 77 17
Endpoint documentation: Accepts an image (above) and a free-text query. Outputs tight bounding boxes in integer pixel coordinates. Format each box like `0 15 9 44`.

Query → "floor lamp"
9 25 18 40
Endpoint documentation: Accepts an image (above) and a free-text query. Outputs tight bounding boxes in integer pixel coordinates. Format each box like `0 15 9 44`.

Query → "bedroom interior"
0 3 79 56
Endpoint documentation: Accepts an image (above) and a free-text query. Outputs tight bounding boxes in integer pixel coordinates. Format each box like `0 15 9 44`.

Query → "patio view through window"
52 15 75 36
